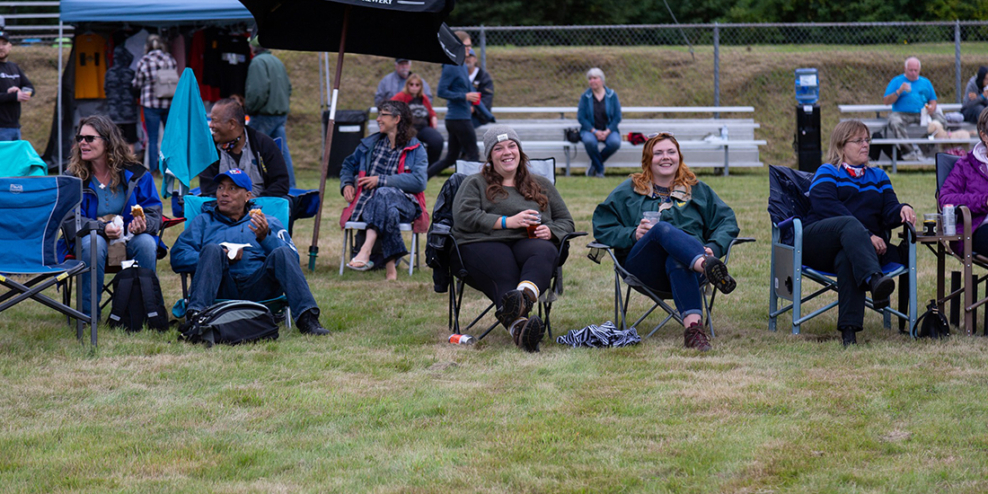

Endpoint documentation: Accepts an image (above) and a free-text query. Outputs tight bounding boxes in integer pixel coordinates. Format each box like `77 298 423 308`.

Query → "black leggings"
454 239 558 308
428 119 478 178
415 125 444 167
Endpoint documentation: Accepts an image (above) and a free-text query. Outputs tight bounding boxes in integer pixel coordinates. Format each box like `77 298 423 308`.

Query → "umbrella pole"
309 5 350 271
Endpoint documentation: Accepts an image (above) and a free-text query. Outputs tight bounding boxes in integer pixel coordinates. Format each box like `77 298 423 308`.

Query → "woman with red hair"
593 133 739 351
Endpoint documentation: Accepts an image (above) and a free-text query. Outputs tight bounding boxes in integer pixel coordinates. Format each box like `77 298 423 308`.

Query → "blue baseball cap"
213 169 252 191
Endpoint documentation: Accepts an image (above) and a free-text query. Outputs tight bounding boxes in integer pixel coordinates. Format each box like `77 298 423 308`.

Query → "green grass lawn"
3 165 988 492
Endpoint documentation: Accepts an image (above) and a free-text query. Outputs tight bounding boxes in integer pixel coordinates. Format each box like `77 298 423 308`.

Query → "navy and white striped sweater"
805 163 907 239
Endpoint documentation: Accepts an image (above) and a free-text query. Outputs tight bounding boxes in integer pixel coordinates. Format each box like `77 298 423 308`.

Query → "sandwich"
131 204 144 219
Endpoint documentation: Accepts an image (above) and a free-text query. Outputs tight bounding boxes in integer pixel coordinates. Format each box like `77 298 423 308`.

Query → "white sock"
517 281 539 300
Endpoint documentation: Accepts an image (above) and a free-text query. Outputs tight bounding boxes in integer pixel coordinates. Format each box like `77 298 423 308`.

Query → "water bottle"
720 125 729 141
943 204 956 236
449 334 475 345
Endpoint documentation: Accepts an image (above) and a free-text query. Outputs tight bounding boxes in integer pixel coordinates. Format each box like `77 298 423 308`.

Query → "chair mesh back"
768 165 814 246
0 176 81 269
935 153 962 199
455 158 556 184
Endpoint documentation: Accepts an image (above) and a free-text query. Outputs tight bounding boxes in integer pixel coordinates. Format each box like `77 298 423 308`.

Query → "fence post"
713 23 720 118
956 20 962 104
479 25 487 71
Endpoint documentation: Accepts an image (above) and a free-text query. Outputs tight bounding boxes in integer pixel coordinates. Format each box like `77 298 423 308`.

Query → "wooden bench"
367 106 765 175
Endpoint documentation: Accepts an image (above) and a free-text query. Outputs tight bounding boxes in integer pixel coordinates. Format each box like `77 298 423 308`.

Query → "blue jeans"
249 114 296 188
357 187 419 263
187 244 318 321
142 107 169 173
623 221 706 319
580 130 621 176
0 127 21 141
79 233 159 318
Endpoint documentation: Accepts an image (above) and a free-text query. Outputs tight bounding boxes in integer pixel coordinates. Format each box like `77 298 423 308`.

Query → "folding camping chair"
933 152 988 335
585 238 753 338
175 195 294 328
767 165 917 335
0 176 98 345
435 158 588 341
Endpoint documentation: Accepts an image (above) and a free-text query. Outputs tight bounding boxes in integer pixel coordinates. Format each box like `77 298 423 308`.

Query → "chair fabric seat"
0 259 84 275
803 262 905 279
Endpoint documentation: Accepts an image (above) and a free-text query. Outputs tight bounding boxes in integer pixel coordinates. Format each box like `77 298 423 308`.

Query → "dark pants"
455 239 557 312
188 244 318 320
356 187 419 263
623 221 706 319
803 216 899 329
428 119 478 178
964 102 987 124
972 224 988 255
415 125 445 167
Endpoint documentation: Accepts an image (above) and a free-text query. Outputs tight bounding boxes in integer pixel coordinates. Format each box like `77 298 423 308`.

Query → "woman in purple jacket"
939 106 988 254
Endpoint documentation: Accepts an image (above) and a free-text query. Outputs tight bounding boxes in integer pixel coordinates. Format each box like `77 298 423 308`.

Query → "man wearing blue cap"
171 169 329 335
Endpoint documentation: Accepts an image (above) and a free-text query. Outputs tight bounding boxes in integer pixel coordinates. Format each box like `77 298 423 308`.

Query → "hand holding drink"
526 211 542 238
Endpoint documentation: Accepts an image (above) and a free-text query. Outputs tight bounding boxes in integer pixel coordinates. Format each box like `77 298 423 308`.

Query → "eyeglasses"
848 138 871 145
378 113 395 118
75 135 102 143
647 132 675 138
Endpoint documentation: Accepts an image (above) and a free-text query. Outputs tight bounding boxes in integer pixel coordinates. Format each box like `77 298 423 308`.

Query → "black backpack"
107 266 168 331
426 173 468 293
179 300 279 347
915 300 950 339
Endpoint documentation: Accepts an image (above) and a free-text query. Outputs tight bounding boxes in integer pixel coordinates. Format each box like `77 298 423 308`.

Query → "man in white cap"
0 17 34 141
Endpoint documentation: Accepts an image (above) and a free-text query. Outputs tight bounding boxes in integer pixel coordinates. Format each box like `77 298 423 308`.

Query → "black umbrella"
239 0 465 270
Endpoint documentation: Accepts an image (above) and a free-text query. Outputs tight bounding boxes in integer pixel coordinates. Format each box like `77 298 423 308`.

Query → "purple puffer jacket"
939 150 988 232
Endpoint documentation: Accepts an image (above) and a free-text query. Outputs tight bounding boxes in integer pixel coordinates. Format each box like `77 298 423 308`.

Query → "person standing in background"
0 18 34 141
465 48 494 128
104 45 140 153
132 34 177 173
245 36 296 188
427 31 481 179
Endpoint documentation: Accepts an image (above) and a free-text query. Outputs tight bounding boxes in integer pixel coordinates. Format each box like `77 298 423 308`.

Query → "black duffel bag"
180 300 279 347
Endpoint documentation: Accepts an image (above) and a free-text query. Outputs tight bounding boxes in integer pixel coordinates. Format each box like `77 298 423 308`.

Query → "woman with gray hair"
577 67 622 177
132 34 177 173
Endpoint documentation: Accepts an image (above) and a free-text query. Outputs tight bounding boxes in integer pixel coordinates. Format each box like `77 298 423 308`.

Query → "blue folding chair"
174 195 294 328
768 165 917 335
0 176 98 345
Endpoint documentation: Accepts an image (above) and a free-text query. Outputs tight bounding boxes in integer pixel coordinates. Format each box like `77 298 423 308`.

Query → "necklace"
94 169 112 189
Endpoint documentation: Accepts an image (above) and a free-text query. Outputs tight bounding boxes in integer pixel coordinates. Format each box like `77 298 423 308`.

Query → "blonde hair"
402 73 425 99
630 133 697 196
67 115 137 192
826 120 871 166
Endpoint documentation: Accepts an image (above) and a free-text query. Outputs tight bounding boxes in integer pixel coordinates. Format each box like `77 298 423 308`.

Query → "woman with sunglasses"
593 133 739 351
340 100 428 280
391 73 444 166
802 120 916 346
61 114 164 318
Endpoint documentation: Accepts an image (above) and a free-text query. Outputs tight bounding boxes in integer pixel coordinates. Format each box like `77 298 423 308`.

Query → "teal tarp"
60 0 253 24
161 68 218 197
0 141 48 177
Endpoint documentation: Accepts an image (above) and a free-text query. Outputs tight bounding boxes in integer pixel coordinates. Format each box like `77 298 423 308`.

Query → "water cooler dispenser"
794 68 821 173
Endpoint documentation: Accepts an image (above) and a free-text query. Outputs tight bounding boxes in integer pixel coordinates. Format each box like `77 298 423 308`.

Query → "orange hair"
630 133 697 195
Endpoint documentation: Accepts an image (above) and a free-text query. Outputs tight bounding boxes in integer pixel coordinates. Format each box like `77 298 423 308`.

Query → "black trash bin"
322 109 368 178
794 104 821 173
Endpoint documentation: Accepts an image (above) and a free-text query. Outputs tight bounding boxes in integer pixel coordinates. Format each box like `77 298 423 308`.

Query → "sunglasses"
75 135 102 143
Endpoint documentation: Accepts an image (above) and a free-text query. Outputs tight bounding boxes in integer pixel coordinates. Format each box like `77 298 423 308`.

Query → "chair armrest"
776 217 795 231
75 219 102 238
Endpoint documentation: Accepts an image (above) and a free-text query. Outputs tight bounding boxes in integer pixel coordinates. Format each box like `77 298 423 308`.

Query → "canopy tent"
43 1 255 172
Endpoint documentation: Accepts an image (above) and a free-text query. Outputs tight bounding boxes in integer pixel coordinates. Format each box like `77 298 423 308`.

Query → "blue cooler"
795 68 819 105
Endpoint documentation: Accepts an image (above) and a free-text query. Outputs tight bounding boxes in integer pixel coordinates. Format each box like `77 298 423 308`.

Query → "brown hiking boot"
496 289 534 329
684 322 712 351
517 315 545 353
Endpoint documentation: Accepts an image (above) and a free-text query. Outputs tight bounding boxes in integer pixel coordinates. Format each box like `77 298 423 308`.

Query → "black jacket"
104 45 139 124
0 60 33 128
198 126 290 197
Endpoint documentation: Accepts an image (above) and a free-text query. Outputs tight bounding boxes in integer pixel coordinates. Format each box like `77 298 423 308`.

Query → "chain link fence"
436 22 988 166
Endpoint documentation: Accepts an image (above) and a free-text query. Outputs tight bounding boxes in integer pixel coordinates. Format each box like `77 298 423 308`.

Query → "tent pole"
57 21 64 175
309 5 350 271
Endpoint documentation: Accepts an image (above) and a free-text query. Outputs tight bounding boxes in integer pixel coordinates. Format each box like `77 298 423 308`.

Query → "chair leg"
339 229 351 276
408 232 415 276
898 273 909 332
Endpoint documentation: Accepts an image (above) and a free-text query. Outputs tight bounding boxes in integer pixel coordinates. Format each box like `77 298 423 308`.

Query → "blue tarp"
60 0 253 24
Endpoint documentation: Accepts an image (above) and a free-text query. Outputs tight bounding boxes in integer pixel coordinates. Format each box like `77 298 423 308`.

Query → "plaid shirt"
351 137 412 221
132 50 177 108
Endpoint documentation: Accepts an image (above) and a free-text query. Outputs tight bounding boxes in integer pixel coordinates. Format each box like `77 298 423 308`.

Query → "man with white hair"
883 56 946 160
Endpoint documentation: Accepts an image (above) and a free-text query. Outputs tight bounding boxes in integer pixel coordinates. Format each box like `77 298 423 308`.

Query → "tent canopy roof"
60 0 254 24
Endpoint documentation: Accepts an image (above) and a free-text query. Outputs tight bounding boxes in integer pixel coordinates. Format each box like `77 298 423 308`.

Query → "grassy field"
3 165 988 492
4 44 988 492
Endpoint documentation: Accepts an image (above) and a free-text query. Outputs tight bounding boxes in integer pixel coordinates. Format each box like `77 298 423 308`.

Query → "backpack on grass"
915 300 950 339
179 300 279 347
107 266 168 332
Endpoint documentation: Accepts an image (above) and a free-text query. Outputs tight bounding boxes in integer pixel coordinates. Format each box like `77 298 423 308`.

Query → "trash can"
795 104 821 173
322 109 368 178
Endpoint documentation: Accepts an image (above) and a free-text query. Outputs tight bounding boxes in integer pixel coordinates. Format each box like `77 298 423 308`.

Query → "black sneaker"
703 256 736 294
869 275 895 310
517 315 545 353
496 290 533 329
840 326 859 347
684 322 712 351
297 309 330 336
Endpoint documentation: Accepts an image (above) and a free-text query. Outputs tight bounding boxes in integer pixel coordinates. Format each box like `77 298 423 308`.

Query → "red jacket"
390 91 437 128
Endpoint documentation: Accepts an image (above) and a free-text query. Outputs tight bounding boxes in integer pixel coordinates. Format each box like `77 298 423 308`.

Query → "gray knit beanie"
483 125 522 161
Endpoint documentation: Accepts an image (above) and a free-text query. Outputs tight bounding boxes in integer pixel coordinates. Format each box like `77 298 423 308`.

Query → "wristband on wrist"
501 216 507 229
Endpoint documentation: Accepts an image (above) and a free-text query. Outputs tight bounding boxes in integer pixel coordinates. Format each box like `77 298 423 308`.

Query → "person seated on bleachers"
390 74 444 167
171 169 329 335
593 133 738 352
452 125 575 352
962 66 988 124
60 114 163 319
375 58 432 108
940 107 988 253
801 120 916 346
198 97 289 198
883 57 947 161
340 100 428 281
578 67 622 178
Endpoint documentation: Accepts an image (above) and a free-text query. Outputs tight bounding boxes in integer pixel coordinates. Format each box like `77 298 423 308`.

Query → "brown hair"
401 73 425 99
482 148 549 211
631 133 697 196
825 120 870 166
377 100 417 149
977 106 988 141
67 114 137 192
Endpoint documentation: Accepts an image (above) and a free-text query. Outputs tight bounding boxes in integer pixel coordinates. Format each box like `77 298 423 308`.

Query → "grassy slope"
3 46 988 492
